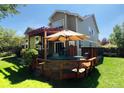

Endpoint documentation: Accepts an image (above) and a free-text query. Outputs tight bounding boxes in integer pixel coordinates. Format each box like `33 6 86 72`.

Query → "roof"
49 10 84 21
24 10 99 35
25 27 63 36
24 27 34 35
92 14 99 33
49 10 95 20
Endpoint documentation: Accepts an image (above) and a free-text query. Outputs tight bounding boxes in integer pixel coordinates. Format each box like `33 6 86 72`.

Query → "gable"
81 15 99 33
92 15 99 33
24 27 34 35
50 12 65 21
49 10 83 21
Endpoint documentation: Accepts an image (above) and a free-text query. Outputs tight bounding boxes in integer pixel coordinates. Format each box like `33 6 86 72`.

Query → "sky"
1 4 124 40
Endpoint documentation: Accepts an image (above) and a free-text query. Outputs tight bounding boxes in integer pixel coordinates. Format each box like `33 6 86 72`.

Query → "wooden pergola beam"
27 27 63 37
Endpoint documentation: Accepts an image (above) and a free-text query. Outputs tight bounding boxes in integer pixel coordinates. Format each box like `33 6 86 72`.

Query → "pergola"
26 27 63 60
27 27 63 36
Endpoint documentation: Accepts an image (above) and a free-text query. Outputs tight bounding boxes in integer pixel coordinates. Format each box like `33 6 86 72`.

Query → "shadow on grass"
97 56 104 65
0 56 43 84
0 67 100 88
0 56 100 88
48 68 100 88
0 65 50 84
2 56 22 67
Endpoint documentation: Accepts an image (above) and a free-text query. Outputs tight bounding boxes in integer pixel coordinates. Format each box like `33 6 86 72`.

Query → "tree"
101 38 109 45
0 4 24 20
109 23 124 48
0 26 24 52
0 5 25 56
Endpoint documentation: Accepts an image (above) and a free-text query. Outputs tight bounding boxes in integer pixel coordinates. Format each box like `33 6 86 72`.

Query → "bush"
0 52 12 57
14 46 22 57
21 49 38 65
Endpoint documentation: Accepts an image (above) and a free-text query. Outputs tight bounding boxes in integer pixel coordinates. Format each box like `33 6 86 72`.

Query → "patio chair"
72 67 86 78
80 57 96 76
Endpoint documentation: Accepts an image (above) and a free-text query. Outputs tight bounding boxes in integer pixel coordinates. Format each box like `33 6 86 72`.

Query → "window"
91 29 94 36
89 42 92 47
26 40 28 42
88 27 94 36
41 37 44 48
35 36 39 44
41 37 49 49
25 45 27 48
25 40 28 44
69 41 75 46
79 41 83 47
35 37 39 41
55 42 64 54
36 44 39 48
25 40 28 48
52 19 64 28
35 36 39 49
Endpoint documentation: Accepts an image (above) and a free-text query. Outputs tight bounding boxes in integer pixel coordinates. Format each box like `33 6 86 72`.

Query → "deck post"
92 47 93 57
44 30 47 60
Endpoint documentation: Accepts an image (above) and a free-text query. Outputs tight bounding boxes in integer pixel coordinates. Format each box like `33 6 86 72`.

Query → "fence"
81 47 124 57
103 48 124 57
81 47 103 57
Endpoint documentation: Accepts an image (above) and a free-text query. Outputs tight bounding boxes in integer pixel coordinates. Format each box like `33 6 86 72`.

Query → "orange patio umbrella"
46 30 89 56
46 30 89 42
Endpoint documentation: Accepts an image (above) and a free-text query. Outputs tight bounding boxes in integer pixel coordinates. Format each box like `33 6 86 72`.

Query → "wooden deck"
32 57 97 80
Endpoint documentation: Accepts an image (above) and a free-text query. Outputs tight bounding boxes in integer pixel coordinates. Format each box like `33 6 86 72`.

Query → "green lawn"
0 55 124 88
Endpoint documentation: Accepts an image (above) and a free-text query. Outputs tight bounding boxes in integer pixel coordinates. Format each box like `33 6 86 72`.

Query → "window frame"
51 19 64 28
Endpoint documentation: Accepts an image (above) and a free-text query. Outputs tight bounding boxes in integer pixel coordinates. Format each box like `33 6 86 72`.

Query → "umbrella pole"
65 36 68 56
65 40 67 56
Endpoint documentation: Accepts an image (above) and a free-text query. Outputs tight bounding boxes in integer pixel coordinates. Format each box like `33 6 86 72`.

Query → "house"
24 27 35 49
49 10 99 55
24 10 99 56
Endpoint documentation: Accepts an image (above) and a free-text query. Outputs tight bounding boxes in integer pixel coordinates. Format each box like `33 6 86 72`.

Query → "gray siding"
50 13 65 28
67 15 76 31
77 16 99 47
50 12 65 21
49 12 99 48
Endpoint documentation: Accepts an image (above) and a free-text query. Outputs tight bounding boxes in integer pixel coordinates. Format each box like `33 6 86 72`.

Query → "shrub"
0 52 12 57
21 49 38 65
14 46 22 57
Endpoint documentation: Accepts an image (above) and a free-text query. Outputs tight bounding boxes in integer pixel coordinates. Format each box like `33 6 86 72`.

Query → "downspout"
64 13 67 30
76 16 81 56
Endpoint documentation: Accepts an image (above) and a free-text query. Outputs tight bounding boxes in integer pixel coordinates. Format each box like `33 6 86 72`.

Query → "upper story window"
88 27 94 36
52 19 64 28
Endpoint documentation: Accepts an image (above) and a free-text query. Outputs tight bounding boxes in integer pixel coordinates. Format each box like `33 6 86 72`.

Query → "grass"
96 57 124 88
0 55 124 88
